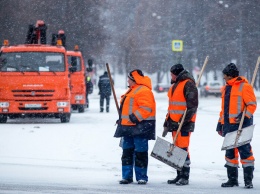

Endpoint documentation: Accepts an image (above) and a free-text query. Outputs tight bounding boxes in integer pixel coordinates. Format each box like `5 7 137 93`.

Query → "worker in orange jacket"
162 64 198 186
216 63 257 189
114 69 156 185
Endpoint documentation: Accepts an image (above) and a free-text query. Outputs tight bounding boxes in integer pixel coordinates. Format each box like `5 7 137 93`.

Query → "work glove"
162 127 168 137
115 119 120 125
163 119 179 133
216 122 223 137
235 112 243 123
217 130 223 137
129 113 139 124
172 121 179 130
168 121 179 131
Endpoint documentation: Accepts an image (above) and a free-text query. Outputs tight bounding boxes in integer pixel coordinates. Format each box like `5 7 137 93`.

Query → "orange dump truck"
67 47 86 113
0 21 71 123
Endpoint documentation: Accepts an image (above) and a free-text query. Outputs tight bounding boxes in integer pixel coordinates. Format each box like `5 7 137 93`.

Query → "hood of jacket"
131 70 152 89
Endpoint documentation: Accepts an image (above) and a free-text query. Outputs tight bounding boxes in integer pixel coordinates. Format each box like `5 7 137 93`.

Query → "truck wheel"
71 105 77 111
60 113 71 123
78 105 85 113
0 114 8 123
54 114 60 118
9 114 17 119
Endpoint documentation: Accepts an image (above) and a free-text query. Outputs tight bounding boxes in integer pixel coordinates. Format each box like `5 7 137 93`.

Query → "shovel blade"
221 124 255 150
151 136 188 170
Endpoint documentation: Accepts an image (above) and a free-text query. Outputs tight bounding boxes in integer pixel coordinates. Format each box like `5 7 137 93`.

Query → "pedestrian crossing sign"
172 40 183 52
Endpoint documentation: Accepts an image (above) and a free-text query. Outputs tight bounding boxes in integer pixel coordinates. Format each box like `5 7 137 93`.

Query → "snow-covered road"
0 93 259 194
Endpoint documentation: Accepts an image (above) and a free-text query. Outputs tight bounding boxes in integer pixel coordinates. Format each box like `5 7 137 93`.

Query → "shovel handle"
167 149 173 157
167 109 187 155
196 56 209 88
106 63 123 147
106 63 120 115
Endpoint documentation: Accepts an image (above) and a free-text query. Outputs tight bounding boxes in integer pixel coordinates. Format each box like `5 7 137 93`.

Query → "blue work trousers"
121 136 149 181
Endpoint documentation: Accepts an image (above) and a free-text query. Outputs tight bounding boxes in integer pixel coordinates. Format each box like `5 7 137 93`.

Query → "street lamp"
152 13 164 85
218 1 229 8
152 13 161 20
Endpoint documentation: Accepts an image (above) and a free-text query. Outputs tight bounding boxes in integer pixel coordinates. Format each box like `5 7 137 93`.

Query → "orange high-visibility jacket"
219 76 257 124
167 80 196 123
120 71 156 126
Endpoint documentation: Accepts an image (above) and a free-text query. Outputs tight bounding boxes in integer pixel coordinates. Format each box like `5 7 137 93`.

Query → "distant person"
216 63 257 188
162 64 198 186
85 76 93 108
98 71 111 112
114 69 156 185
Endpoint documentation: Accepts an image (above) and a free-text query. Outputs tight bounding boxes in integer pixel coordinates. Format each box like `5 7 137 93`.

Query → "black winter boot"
221 166 238 187
176 167 190 186
100 108 104 112
119 179 133 184
167 170 181 184
243 166 254 189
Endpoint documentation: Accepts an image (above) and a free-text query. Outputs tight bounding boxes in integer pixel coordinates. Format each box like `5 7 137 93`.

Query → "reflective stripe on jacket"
219 76 257 124
120 85 156 126
167 80 196 123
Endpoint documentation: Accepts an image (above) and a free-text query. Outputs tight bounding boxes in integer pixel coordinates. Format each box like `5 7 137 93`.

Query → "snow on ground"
0 73 260 193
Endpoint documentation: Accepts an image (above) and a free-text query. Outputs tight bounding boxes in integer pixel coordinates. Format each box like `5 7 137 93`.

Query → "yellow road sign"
172 40 183 52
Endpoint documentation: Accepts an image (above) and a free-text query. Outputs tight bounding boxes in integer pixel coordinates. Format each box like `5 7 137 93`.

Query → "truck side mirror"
69 56 77 73
88 59 93 67
87 59 93 72
69 66 77 73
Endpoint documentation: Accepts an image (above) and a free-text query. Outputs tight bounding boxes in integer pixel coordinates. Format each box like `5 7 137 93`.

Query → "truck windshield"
0 52 65 72
67 56 82 72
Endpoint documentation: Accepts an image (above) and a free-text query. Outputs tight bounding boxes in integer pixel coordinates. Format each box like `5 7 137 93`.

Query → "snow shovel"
151 56 209 170
221 56 260 150
106 63 123 147
106 63 120 115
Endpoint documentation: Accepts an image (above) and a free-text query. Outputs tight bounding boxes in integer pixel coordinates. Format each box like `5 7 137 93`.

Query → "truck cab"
0 21 71 123
67 46 86 113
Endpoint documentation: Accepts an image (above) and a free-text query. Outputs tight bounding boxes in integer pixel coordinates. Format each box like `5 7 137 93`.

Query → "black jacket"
86 80 93 94
98 72 111 96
